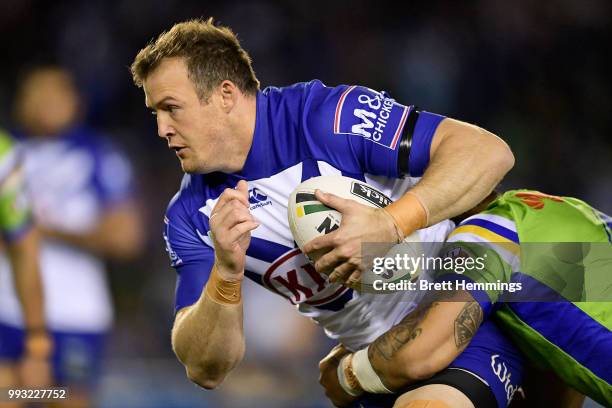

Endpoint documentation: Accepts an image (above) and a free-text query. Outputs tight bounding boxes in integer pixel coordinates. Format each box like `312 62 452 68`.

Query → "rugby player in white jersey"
0 129 51 408
131 19 519 408
0 67 144 408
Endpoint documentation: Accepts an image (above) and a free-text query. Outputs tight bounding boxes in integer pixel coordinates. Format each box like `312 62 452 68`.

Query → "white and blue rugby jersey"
165 81 454 350
0 126 134 332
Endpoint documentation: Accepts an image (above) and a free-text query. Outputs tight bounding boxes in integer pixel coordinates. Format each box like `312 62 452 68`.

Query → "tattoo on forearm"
367 291 455 363
370 327 423 362
454 302 483 348
369 306 428 362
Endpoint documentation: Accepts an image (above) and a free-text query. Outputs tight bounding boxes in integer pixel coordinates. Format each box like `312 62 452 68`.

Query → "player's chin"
179 159 194 173
181 159 208 174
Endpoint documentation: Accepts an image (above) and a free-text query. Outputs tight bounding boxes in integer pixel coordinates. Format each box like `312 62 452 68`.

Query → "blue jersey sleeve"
164 184 215 312
302 81 445 178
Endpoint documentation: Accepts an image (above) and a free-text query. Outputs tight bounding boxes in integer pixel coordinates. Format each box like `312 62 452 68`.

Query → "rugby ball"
287 176 423 289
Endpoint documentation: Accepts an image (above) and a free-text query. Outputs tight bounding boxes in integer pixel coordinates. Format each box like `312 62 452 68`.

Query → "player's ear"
219 80 237 112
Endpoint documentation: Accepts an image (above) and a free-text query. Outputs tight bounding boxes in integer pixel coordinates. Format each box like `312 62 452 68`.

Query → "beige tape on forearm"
337 354 364 397
205 265 242 305
384 191 429 238
352 347 393 394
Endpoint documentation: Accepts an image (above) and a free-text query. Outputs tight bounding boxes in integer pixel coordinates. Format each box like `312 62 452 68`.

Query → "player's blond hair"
131 18 259 99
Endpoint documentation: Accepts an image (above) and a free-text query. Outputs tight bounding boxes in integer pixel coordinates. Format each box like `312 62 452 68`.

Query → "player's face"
16 69 79 137
143 57 230 173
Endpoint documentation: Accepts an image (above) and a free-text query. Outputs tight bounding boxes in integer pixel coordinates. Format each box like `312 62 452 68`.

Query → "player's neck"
225 94 257 173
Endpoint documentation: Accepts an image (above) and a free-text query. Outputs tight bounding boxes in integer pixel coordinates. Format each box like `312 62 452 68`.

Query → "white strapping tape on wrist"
352 347 393 394
337 355 362 397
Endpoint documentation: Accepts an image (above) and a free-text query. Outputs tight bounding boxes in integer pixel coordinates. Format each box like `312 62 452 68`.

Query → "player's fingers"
224 220 260 244
215 187 250 209
315 248 348 275
235 219 260 235
319 344 350 369
215 220 258 253
303 230 339 254
315 189 351 212
215 198 252 217
329 343 349 357
235 179 249 197
210 208 255 249
220 187 250 206
328 263 357 284
345 270 362 288
211 201 248 224
211 202 254 229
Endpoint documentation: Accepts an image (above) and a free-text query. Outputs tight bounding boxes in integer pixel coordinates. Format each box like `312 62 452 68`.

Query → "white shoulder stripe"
200 197 218 219
462 213 517 233
447 232 520 272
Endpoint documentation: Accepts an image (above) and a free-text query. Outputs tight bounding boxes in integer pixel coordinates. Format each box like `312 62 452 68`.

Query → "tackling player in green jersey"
444 190 611 406
322 190 611 407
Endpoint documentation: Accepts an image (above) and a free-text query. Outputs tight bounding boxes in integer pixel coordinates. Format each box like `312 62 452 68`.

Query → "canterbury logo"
248 188 268 204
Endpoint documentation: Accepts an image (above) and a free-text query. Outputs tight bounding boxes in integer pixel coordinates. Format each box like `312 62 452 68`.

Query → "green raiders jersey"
438 190 612 406
0 129 32 243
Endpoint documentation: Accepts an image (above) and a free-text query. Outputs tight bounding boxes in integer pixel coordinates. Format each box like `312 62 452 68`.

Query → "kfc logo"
263 249 348 305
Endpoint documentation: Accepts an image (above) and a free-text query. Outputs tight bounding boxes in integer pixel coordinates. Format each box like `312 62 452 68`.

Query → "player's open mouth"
172 146 186 157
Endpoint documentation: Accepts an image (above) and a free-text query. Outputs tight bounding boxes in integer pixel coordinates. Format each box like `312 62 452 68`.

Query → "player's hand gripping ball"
288 176 422 290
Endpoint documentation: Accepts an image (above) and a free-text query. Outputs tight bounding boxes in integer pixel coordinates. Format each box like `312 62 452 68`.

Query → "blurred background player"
0 128 51 408
0 67 144 408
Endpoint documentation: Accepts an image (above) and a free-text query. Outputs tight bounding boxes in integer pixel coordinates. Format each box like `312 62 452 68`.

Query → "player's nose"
156 115 175 139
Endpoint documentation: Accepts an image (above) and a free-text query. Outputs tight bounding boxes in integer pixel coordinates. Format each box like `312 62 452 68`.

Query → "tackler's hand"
319 344 358 407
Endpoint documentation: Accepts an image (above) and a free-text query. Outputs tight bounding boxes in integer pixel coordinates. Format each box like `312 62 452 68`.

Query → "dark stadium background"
0 1 609 407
